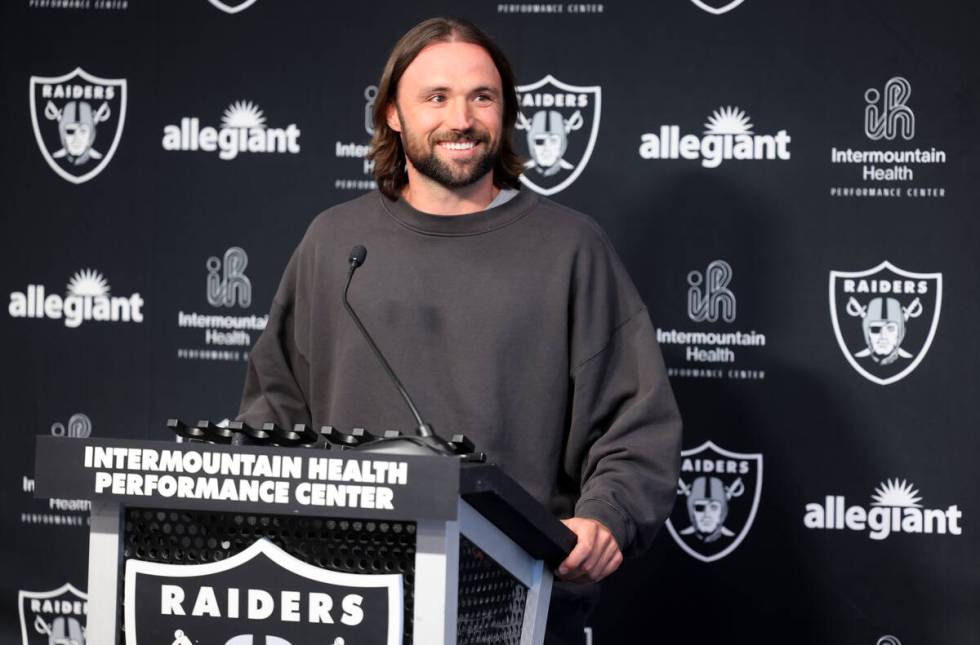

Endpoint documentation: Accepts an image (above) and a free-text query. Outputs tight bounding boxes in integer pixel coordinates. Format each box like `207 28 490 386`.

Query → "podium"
34 435 576 645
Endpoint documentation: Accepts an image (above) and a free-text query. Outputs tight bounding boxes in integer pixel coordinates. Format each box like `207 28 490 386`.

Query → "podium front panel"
121 507 413 644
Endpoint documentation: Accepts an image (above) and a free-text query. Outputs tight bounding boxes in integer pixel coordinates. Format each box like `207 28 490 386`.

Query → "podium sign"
125 539 401 645
34 436 458 520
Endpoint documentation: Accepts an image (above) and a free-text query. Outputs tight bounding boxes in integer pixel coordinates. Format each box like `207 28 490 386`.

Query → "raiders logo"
829 261 942 385
18 582 88 645
515 75 601 196
124 539 401 645
29 68 127 184
665 441 763 563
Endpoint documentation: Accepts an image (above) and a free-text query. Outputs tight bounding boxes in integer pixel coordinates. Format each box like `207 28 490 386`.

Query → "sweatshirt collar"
380 188 538 237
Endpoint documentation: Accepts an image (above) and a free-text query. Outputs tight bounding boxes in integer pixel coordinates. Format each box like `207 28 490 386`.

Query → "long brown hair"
367 17 524 200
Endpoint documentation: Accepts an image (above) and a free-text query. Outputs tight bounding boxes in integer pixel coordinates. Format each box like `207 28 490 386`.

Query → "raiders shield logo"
30 68 127 184
18 582 88 645
665 441 762 563
515 75 601 196
124 539 401 645
829 261 942 385
690 0 746 15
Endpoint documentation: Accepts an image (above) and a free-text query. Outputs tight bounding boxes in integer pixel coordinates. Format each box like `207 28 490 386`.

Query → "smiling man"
239 17 681 645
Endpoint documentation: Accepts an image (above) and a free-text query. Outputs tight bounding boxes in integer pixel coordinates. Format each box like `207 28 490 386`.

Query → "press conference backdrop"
2 1 977 643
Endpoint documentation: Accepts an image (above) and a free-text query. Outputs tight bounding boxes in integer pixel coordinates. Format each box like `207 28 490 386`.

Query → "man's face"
387 41 503 189
869 320 900 355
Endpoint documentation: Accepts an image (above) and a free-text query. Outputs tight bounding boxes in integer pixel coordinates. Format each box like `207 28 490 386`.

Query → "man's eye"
429 95 446 103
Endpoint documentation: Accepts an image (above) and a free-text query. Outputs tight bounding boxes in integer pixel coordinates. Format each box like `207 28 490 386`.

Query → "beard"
398 116 499 189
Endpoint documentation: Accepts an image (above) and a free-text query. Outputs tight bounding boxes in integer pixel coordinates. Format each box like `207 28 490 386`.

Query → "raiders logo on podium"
124 539 401 645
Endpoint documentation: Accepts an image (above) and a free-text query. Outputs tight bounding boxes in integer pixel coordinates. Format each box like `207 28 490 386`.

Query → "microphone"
349 244 366 268
342 245 456 456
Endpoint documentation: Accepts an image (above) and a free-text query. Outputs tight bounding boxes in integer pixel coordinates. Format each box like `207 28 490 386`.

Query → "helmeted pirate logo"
515 75 600 196
125 539 401 645
18 582 88 645
30 68 127 184
829 261 942 385
665 441 762 563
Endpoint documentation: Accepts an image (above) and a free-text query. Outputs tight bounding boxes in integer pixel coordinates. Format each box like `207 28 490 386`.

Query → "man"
239 17 681 643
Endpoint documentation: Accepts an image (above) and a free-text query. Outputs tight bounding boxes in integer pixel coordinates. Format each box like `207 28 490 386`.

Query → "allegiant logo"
8 269 144 328
162 100 300 160
803 479 962 540
639 106 791 168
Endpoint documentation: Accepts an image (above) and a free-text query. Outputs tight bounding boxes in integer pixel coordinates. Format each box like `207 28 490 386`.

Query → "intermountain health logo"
688 259 735 323
333 85 379 192
125 539 401 645
657 260 767 380
177 248 267 363
830 77 947 198
804 479 963 540
30 67 127 184
515 75 601 195
207 246 251 308
864 76 914 141
665 441 762 562
8 269 144 327
51 413 92 438
829 261 941 385
639 106 790 167
163 100 300 159
18 582 87 645
20 468 90 529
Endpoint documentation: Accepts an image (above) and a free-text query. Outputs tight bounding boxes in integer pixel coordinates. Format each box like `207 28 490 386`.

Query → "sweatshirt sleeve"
237 246 313 430
569 308 682 557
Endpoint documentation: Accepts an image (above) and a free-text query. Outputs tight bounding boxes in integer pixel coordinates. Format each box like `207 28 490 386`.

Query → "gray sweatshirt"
238 189 681 556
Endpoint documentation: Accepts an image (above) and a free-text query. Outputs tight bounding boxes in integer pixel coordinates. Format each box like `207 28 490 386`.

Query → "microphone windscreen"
350 245 367 267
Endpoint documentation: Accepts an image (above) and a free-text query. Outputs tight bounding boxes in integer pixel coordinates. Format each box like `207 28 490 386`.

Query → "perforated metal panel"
121 508 416 643
457 536 528 645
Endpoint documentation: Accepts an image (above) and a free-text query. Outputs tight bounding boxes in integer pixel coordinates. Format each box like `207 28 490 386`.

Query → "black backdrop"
2 1 978 644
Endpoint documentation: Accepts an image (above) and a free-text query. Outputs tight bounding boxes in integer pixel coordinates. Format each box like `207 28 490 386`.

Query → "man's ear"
386 102 401 133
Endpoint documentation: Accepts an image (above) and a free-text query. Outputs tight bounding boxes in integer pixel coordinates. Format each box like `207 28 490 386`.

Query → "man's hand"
556 517 623 584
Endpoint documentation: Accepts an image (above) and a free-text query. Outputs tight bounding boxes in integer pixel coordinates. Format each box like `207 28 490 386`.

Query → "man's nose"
445 98 474 130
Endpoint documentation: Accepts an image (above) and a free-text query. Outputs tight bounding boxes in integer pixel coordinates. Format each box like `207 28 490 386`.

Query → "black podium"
34 436 576 645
